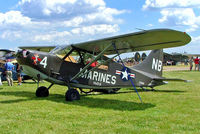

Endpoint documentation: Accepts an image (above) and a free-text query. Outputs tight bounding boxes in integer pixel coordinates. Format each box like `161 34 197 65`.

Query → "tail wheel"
106 88 120 93
65 88 80 101
93 88 120 94
36 86 49 97
112 88 120 92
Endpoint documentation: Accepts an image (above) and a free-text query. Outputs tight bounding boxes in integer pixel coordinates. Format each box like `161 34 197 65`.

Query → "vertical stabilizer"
133 49 163 77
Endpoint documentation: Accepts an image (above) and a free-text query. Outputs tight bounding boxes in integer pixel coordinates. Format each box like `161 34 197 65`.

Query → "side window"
82 53 109 70
97 56 109 70
56 48 81 64
64 50 81 64
71 51 81 63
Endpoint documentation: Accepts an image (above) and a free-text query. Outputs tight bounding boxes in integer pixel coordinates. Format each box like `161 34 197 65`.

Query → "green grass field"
0 71 200 134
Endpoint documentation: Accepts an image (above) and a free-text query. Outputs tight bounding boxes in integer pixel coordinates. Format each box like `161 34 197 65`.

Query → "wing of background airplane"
19 46 57 52
0 49 16 61
19 29 191 55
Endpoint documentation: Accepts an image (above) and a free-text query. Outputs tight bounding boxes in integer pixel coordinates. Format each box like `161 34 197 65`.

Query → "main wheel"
65 88 80 101
36 86 49 97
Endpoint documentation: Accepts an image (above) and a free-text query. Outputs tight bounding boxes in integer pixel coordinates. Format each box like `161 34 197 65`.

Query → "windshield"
50 45 71 55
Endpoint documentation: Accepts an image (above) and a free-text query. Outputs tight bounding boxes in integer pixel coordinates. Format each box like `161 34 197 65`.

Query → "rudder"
133 49 163 77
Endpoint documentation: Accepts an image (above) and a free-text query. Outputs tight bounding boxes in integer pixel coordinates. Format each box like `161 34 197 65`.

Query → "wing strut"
112 42 143 103
70 43 113 82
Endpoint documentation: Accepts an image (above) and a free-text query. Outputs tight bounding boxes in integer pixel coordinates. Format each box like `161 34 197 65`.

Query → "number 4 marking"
40 57 48 68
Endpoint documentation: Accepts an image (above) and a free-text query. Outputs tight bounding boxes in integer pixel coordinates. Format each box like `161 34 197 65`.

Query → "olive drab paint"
17 49 168 89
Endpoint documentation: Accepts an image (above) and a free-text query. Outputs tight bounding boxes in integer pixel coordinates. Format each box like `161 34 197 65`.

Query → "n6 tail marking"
152 58 162 72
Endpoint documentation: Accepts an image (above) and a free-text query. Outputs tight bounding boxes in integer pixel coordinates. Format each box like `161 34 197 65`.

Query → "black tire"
65 89 80 101
36 86 49 97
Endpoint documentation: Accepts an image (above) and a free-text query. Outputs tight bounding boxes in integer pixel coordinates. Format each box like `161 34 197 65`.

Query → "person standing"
198 59 200 71
189 57 193 71
0 72 2 86
194 57 199 71
16 63 22 85
4 59 14 86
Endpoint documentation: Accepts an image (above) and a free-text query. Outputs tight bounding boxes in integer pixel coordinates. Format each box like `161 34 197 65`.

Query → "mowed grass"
0 71 200 134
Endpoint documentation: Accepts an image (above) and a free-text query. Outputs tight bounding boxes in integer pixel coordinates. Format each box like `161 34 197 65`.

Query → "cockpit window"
50 45 71 55
55 47 81 64
53 46 109 70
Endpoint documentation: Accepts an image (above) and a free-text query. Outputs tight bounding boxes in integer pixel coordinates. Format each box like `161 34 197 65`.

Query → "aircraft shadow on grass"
0 91 155 111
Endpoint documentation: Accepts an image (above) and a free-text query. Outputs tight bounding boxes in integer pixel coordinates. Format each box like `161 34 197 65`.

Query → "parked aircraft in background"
0 49 34 82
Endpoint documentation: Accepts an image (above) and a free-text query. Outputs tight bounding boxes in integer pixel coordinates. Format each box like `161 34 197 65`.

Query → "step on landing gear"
65 88 80 101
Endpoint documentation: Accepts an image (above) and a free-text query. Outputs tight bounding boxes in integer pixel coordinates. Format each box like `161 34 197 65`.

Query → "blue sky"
0 0 200 54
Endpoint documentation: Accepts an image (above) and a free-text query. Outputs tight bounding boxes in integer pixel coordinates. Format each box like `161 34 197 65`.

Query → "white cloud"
192 36 200 44
32 31 71 42
0 24 119 44
159 8 200 28
146 24 153 27
167 35 200 54
143 0 200 32
0 0 127 46
17 0 125 22
0 11 31 26
0 11 52 31
165 36 200 54
159 8 200 32
143 0 200 10
1 31 23 40
71 24 119 35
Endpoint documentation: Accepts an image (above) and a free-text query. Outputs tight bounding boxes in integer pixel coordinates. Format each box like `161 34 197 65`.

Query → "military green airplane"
16 29 191 101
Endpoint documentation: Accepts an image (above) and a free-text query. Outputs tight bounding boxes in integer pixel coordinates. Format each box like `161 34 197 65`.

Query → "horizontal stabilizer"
153 78 191 82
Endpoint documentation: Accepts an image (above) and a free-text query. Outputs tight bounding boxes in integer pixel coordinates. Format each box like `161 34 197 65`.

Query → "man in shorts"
16 63 22 85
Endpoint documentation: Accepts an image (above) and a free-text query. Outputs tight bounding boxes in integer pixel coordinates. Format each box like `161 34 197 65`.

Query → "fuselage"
17 50 164 89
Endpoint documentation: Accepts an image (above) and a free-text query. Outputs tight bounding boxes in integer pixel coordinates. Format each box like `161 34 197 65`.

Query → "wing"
18 29 191 55
19 46 56 52
71 29 191 55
